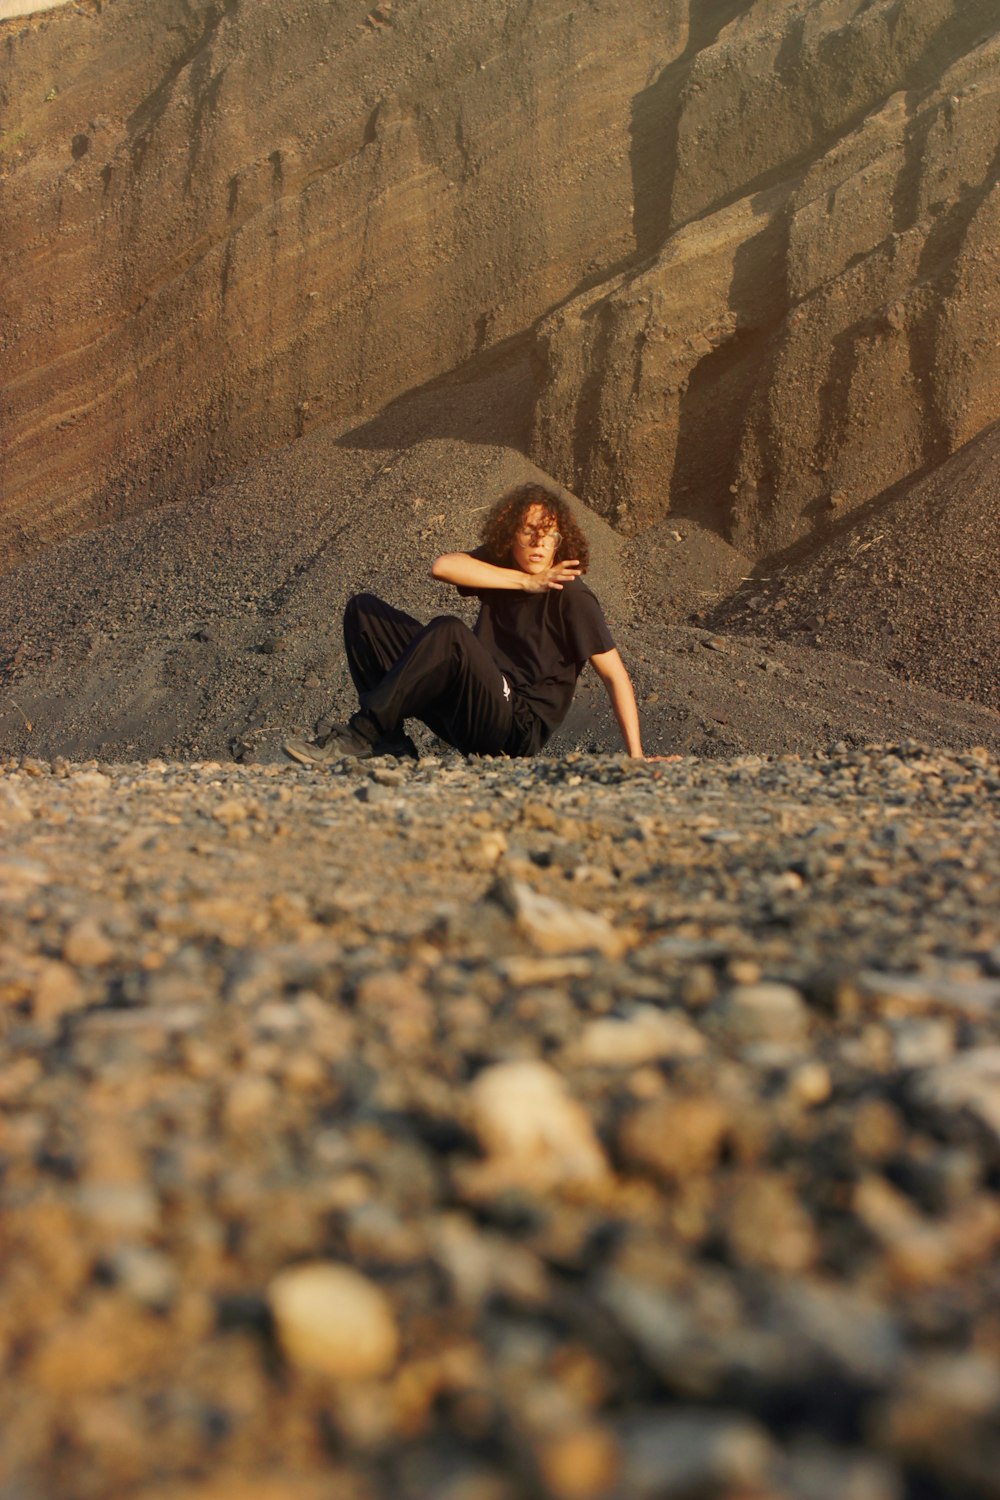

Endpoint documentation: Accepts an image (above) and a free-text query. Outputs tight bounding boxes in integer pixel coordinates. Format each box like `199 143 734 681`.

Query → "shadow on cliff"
667 185 793 538
331 332 538 460
629 0 754 257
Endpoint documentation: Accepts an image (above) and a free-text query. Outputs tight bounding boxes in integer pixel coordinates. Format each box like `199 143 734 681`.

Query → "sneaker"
283 719 375 765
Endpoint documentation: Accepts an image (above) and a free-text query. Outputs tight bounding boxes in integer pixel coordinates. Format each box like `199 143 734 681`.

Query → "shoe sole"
283 738 334 766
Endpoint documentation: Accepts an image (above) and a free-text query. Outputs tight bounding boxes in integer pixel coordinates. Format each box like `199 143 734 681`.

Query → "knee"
426 614 466 638
344 591 380 625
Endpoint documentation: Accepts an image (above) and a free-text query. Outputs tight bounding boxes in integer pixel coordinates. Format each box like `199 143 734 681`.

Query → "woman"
283 482 644 763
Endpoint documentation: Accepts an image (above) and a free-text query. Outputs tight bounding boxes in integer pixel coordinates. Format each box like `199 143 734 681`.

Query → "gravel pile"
3 358 1000 764
2 744 999 1500
708 418 1000 715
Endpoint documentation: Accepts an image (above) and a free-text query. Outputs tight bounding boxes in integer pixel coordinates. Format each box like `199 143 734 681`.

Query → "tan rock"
469 1060 608 1188
537 1423 620 1500
62 917 116 967
716 982 810 1045
570 1006 705 1068
495 878 630 960
619 1094 730 1183
32 960 87 1025
268 1262 399 1380
224 1075 280 1130
724 1173 819 1272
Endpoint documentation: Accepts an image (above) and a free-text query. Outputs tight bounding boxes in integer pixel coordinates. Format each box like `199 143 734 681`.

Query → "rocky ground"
2 743 999 1500
708 420 1000 716
3 356 1000 768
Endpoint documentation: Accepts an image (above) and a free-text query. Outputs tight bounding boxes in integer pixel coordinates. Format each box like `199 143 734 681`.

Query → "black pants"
343 592 518 756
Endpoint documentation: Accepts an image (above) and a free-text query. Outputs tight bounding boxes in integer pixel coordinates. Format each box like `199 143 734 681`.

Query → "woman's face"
511 503 561 575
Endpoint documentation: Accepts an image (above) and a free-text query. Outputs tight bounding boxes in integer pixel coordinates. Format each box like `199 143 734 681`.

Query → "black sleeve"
455 545 496 598
563 583 616 662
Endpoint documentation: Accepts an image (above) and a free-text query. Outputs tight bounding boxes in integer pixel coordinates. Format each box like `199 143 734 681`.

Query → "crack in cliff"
629 0 754 258
126 0 238 177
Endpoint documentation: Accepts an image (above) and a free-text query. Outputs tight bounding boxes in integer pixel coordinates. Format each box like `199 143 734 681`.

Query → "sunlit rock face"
4 0 1000 571
0 0 687 568
529 0 1000 555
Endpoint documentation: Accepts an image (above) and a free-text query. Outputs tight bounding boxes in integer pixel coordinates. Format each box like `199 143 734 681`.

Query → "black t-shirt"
459 549 615 752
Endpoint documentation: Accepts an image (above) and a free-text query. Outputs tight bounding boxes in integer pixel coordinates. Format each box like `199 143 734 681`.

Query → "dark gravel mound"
2 367 1000 762
707 420 1000 713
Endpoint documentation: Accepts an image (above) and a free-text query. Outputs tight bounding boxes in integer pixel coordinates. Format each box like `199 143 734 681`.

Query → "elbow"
431 555 450 582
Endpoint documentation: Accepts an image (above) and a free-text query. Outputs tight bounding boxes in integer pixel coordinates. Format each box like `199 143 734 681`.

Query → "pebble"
467 1060 608 1189
62 917 116 967
493 876 630 959
618 1409 775 1495
268 1262 399 1379
569 1005 705 1066
716 981 810 1044
0 744 997 1498
618 1094 730 1181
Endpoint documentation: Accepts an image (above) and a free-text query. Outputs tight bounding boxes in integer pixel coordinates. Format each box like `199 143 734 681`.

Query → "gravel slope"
3 359 1000 764
708 419 1000 714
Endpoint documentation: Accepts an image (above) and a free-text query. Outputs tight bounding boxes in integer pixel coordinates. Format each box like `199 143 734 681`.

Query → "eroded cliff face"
530 0 1000 554
4 0 1000 569
0 0 686 567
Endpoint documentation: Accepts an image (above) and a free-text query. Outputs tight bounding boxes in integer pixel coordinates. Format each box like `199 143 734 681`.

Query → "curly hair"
479 484 590 572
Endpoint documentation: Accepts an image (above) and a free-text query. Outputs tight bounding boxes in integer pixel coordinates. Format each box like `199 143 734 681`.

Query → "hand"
523 559 582 592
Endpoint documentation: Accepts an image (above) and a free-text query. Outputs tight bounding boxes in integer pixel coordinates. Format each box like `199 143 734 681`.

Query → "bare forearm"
431 553 530 591
589 649 643 756
608 673 643 757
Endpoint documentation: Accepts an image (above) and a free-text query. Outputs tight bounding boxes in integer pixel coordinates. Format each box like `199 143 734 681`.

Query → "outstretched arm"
432 552 582 593
589 648 643 757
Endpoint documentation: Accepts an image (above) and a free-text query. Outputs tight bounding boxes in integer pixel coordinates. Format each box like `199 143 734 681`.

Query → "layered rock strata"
530 0 1000 554
0 0 685 567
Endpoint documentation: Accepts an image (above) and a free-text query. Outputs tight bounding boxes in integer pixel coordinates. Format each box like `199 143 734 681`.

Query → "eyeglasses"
515 526 561 548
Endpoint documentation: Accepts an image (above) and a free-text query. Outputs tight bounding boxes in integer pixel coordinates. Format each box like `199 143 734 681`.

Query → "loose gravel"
2 744 999 1500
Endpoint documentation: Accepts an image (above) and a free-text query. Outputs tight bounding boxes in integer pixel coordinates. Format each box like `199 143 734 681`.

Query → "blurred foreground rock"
0 743 998 1498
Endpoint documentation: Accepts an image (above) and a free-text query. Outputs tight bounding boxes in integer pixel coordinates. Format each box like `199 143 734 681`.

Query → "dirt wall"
0 0 685 568
529 0 1000 554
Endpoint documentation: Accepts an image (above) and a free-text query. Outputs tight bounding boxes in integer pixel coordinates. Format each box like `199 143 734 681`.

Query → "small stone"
619 1094 729 1182
498 955 593 987
68 769 111 791
0 784 32 825
355 969 434 1047
536 1423 620 1500
786 1060 832 1106
724 1173 819 1271
890 1018 955 1069
716 982 809 1044
212 797 249 824
0 855 49 899
570 1006 705 1067
852 1098 906 1161
910 1047 1000 1145
76 1184 161 1236
62 918 116 967
468 1060 608 1188
619 1409 775 1496
268 1262 399 1379
33 960 87 1025
105 1245 179 1309
224 1075 280 1129
492 878 629 959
